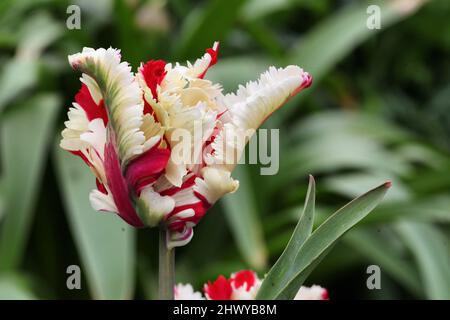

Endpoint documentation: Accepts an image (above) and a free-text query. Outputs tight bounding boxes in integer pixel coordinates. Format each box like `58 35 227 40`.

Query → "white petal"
194 167 239 204
175 283 204 300
80 118 106 157
80 74 102 104
167 227 194 249
164 157 188 187
137 186 175 227
89 189 118 213
60 104 90 152
231 279 261 300
294 285 328 300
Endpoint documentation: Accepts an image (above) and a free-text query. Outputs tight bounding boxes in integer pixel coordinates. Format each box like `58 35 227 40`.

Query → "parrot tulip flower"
60 42 312 249
174 270 328 300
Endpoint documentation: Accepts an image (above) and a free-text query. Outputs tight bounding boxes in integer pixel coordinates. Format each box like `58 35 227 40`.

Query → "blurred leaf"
0 274 37 299
0 94 60 270
272 112 415 191
275 0 428 123
344 228 421 296
54 144 136 299
221 165 267 270
0 59 38 113
241 0 290 21
0 183 4 222
324 173 410 203
0 11 62 112
174 0 246 59
367 196 450 224
207 56 270 92
278 133 409 186
257 175 315 296
257 180 390 299
16 11 63 58
396 221 450 299
289 0 426 80
290 111 409 144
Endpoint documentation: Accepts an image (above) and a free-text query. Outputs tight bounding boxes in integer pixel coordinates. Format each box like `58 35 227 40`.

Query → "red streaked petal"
143 98 156 118
159 175 197 197
198 42 219 79
96 178 107 194
104 139 143 228
70 150 91 166
160 175 212 236
75 84 108 125
140 59 167 102
125 144 170 195
204 275 232 300
167 200 209 227
230 270 257 291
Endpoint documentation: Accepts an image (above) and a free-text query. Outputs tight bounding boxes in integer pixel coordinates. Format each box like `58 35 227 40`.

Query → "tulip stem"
158 227 175 300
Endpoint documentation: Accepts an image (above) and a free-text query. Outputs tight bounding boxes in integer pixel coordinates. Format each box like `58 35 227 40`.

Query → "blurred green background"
0 0 449 299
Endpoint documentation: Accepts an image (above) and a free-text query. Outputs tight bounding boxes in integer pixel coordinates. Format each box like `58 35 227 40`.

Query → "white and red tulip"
60 43 312 248
174 270 328 300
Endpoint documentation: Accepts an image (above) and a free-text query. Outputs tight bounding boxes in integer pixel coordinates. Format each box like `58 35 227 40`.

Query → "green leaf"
258 175 315 294
174 0 247 59
344 228 421 296
0 11 63 113
221 165 267 270
241 0 290 21
274 0 427 124
257 180 390 299
16 11 63 57
0 94 60 270
396 221 450 299
54 143 136 299
290 0 426 81
0 59 39 113
207 56 270 92
0 274 37 300
0 182 4 222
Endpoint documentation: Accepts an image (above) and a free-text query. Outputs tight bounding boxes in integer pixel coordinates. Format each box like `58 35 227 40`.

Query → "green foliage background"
0 0 449 299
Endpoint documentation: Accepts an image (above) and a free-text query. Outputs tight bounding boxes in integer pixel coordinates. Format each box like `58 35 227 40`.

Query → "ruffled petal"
223 65 312 131
175 283 204 300
294 285 329 300
69 47 146 164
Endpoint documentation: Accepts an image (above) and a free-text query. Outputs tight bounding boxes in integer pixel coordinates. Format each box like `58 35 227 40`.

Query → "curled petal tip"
303 73 313 88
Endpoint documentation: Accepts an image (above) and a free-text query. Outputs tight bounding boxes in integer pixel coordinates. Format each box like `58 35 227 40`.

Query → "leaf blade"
396 221 450 299
0 94 60 270
257 175 315 298
258 180 390 299
221 165 267 270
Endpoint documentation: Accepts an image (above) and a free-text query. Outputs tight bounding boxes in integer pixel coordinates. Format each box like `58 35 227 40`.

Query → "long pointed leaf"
257 175 315 296
258 181 390 299
0 94 60 270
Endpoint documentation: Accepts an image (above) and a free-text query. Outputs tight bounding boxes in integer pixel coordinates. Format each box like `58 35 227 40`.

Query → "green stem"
158 227 175 300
